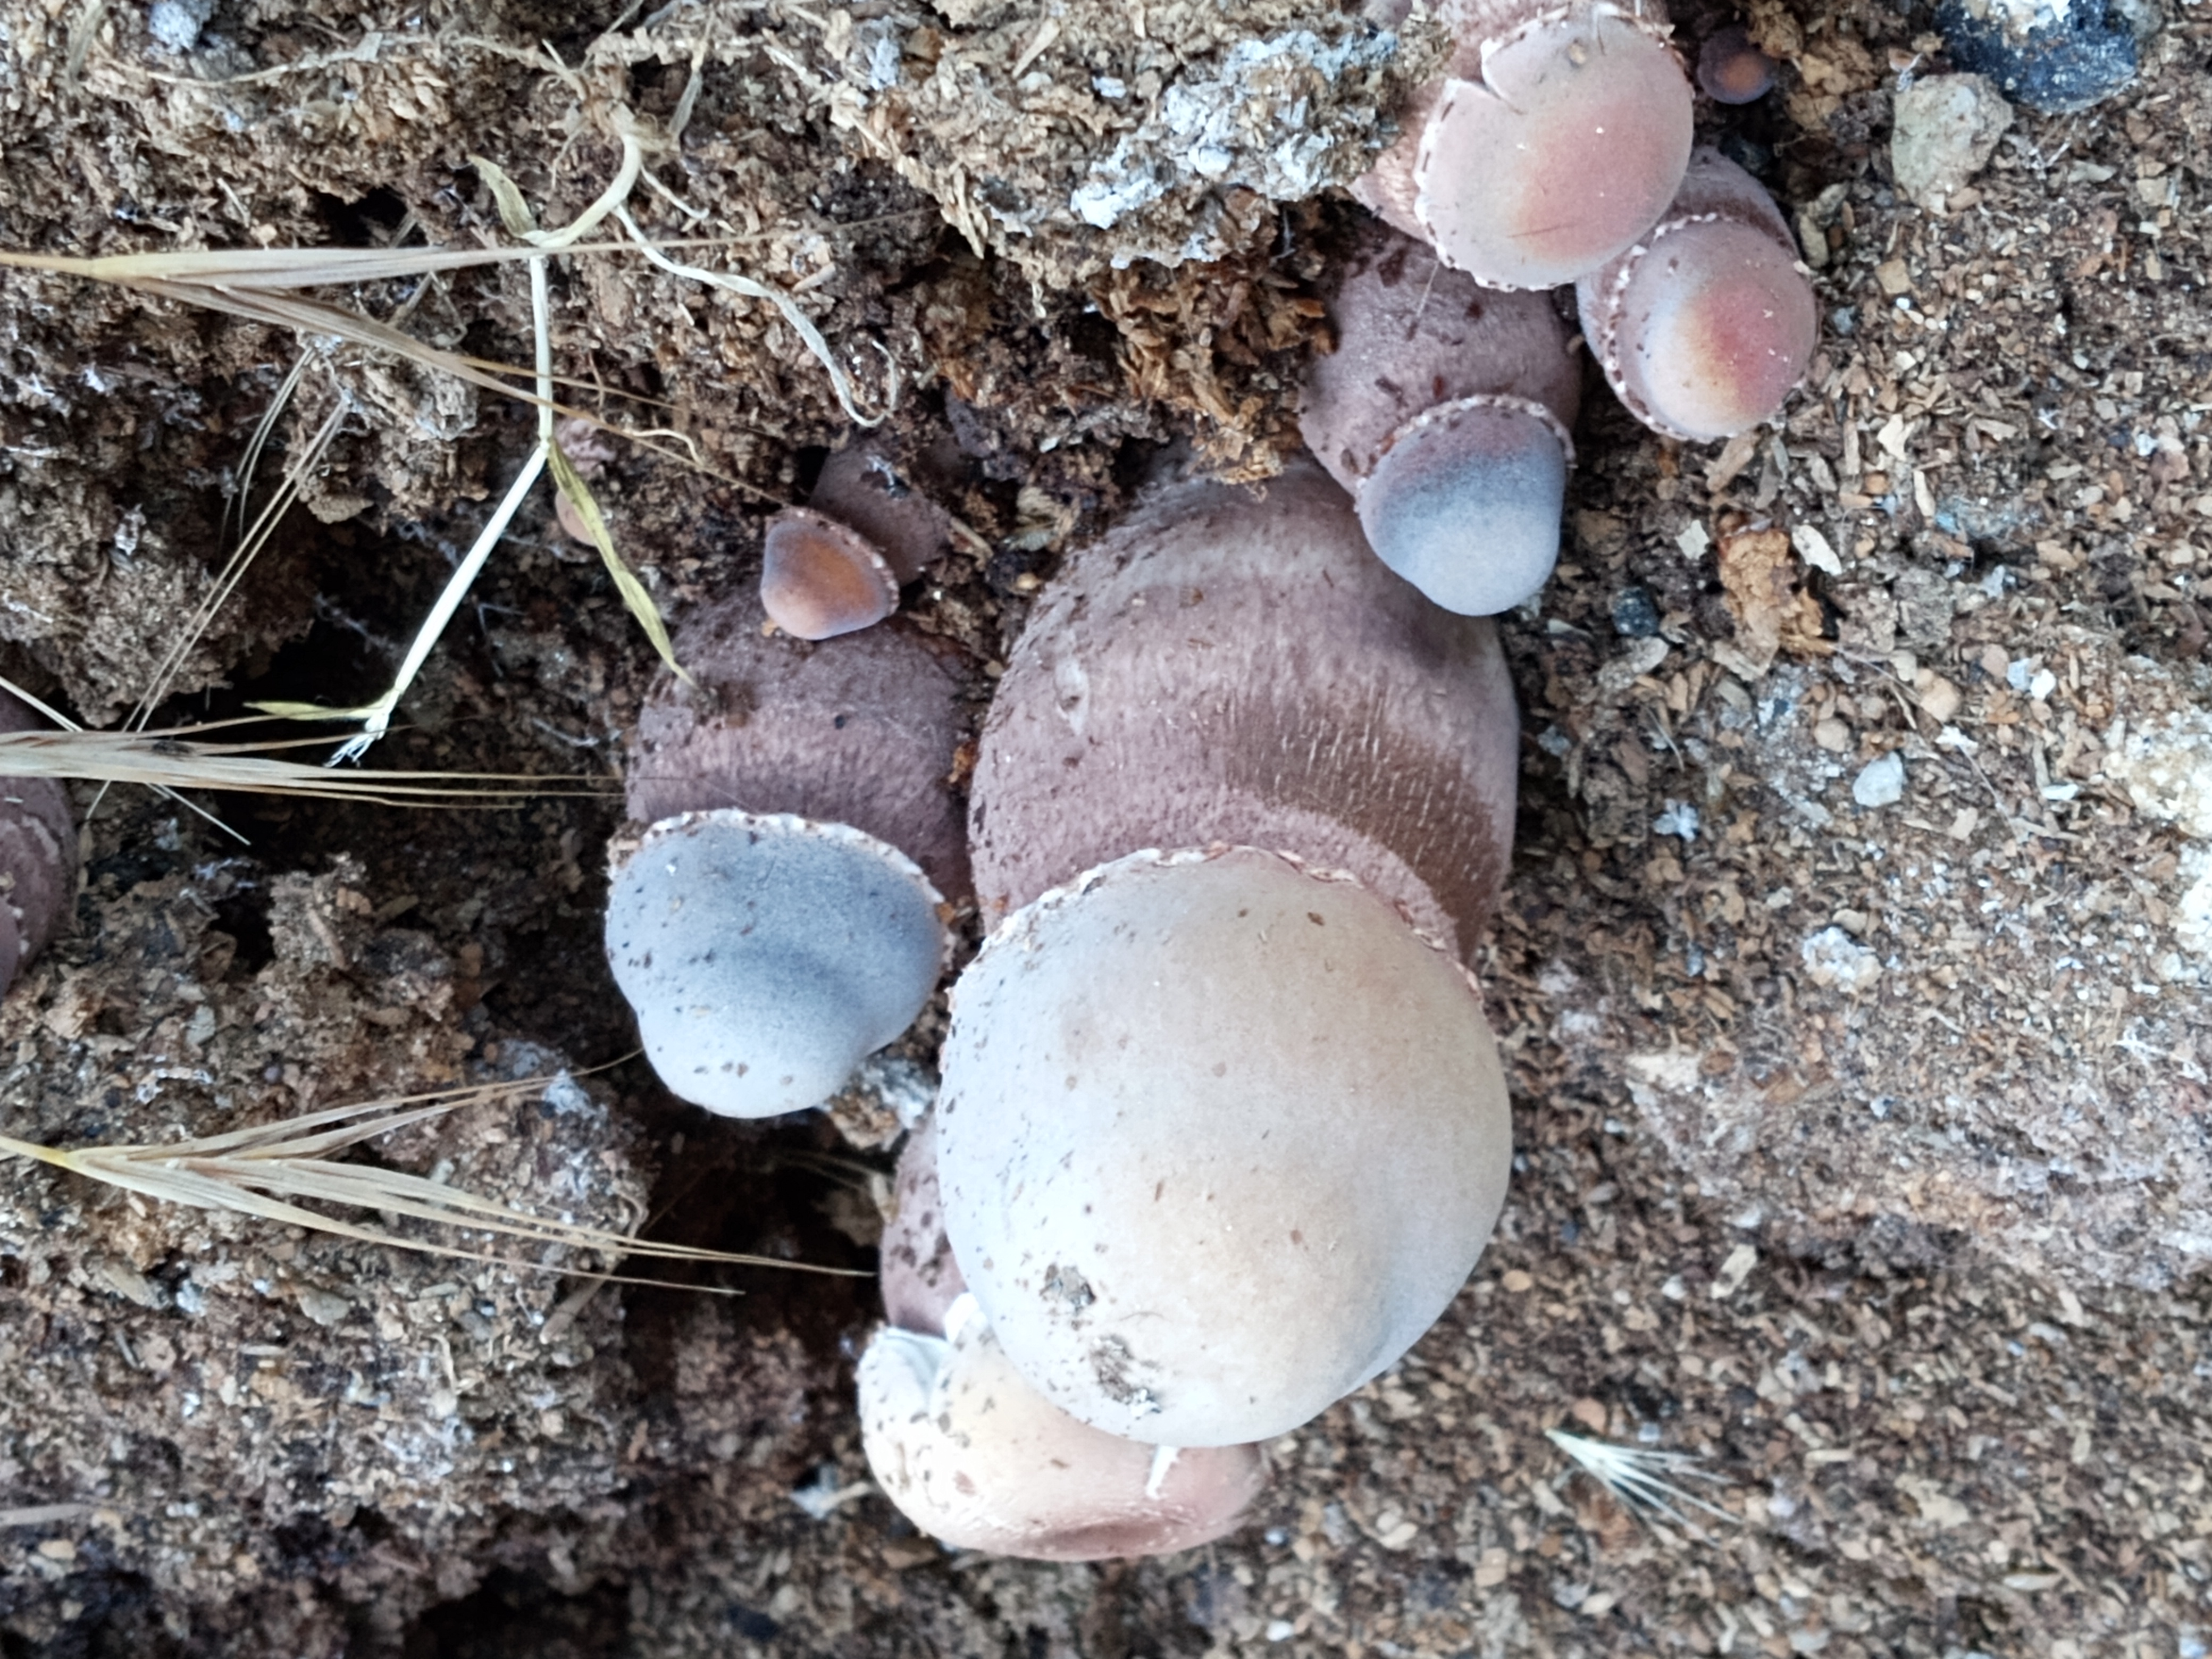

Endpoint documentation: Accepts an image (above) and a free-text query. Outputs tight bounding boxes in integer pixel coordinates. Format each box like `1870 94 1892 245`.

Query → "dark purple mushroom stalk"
900 463 1516 1471
0 688 78 998
605 596 969 1118
1576 146 1820 442
1303 222 1581 615
1356 0 1696 289
759 438 954 641
859 1120 1267 1560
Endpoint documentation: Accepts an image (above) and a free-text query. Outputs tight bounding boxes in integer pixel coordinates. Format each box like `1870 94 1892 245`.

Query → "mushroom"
968 457 1517 963
624 589 970 903
1697 23 1778 104
1302 222 1581 615
878 1110 967 1336
607 593 969 1117
1575 146 1819 441
1355 0 1696 289
934 845 1514 1446
760 439 954 640
858 1293 1267 1560
0 687 76 996
605 810 946 1119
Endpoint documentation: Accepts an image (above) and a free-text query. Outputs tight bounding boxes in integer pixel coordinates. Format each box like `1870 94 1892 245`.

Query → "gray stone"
1853 751 1908 808
1891 74 2014 209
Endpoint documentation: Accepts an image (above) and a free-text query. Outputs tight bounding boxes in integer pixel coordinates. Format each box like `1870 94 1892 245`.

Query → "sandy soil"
1 0 2208 1655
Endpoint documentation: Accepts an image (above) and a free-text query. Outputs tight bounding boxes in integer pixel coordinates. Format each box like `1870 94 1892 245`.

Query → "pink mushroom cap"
760 508 903 641
859 1300 1268 1561
1577 147 1817 441
1697 24 1777 104
1411 9 1695 289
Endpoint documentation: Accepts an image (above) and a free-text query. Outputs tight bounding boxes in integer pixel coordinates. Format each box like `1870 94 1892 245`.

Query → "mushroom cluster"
1308 1 1817 618
600 2 1831 1564
853 460 1519 1555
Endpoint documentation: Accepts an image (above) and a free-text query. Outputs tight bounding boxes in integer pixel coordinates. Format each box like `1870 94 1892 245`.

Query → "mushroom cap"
1300 225 1576 615
858 1301 1267 1561
1697 24 1777 103
625 591 971 903
809 441 952 583
0 688 77 992
1355 397 1571 616
968 459 1517 961
937 847 1514 1446
879 1112 968 1335
604 810 948 1119
1577 148 1816 441
1399 7 1694 289
1302 222 1579 492
760 507 902 641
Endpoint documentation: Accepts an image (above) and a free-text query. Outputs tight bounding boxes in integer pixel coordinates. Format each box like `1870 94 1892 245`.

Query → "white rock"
1853 751 1907 808
1891 74 2014 208
1801 927 1883 993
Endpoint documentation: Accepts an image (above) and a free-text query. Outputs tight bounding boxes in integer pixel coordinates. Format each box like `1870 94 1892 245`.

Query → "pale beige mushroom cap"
937 846 1514 1447
858 1298 1266 1561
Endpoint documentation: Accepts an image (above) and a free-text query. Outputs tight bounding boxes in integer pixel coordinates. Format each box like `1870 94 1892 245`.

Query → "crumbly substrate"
1 0 2207 1653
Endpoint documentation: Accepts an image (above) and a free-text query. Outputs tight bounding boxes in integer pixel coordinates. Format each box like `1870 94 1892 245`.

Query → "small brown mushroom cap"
1358 2 1695 289
936 846 1514 1446
858 1301 1267 1561
759 441 953 640
879 1112 968 1336
1576 147 1817 442
1302 223 1580 614
0 688 77 995
968 458 1516 961
1697 24 1777 104
625 590 971 904
760 508 902 641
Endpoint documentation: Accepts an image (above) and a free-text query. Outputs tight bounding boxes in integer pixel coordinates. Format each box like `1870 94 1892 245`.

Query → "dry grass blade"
1545 1430 1740 1528
0 723 602 805
0 1077 864 1284
548 435 689 683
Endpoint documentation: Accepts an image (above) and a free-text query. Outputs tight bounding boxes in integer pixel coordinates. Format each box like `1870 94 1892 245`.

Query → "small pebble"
1890 74 2013 210
1853 751 1907 807
1611 586 1662 638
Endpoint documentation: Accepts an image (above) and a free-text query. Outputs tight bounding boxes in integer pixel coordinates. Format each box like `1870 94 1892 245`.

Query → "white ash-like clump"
1070 28 1397 256
2105 706 2212 840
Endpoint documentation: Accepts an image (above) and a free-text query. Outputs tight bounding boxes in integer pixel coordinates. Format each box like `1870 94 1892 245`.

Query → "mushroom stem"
1356 0 1695 288
1575 146 1819 442
969 457 1516 962
761 439 953 640
1303 222 1581 614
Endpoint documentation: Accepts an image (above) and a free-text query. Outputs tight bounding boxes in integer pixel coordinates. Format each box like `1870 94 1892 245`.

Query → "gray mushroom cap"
605 809 948 1118
937 845 1513 1447
858 1296 1267 1561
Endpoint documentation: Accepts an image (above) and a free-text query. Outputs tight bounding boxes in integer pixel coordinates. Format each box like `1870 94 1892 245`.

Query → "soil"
2 1 2209 1657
